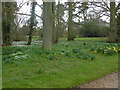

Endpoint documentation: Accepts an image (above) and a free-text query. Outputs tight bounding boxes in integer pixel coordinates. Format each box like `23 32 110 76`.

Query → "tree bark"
68 2 74 41
52 2 58 43
2 17 11 46
108 1 117 43
0 1 2 46
2 3 13 46
117 12 120 42
42 2 53 49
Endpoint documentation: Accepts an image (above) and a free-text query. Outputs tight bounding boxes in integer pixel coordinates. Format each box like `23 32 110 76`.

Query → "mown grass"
59 37 107 42
2 38 118 88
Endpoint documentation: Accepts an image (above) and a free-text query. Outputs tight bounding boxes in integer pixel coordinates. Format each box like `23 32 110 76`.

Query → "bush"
79 20 108 37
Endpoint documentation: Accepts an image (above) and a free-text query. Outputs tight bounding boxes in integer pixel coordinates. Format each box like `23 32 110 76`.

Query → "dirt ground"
77 72 119 88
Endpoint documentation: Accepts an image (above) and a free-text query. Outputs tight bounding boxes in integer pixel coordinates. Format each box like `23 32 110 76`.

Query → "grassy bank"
2 38 118 88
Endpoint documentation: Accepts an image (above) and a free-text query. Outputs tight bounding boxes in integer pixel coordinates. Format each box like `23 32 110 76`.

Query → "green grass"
2 38 118 88
59 37 107 42
28 36 107 42
75 37 107 41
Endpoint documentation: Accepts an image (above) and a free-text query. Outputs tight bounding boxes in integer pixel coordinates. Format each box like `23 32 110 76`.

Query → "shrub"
79 20 108 37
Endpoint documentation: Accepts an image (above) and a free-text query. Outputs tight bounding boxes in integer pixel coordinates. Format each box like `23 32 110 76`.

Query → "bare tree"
27 2 36 45
90 0 119 42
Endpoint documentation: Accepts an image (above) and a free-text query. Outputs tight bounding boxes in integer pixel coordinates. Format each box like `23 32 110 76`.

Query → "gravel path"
77 72 118 88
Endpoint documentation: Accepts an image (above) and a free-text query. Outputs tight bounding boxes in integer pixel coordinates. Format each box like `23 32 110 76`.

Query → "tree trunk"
2 3 12 46
52 1 61 43
117 13 120 42
42 2 53 50
52 2 58 43
68 2 74 41
0 1 2 46
108 1 117 43
27 2 36 45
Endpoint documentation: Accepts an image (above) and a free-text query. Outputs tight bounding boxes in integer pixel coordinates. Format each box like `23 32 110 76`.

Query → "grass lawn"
2 38 119 88
59 37 107 42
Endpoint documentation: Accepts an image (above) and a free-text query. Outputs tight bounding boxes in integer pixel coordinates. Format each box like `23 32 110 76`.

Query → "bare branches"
16 13 42 19
102 0 110 11
16 13 31 16
36 3 43 9
117 3 120 10
18 2 28 9
90 2 109 12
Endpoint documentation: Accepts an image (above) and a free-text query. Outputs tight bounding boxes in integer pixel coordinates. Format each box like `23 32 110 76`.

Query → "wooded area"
1 0 120 48
1 0 120 88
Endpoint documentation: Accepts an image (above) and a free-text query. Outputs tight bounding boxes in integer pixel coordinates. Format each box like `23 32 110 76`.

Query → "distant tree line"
2 0 120 49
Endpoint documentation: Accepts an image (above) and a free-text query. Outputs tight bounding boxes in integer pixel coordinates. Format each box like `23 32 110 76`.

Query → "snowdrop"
14 54 28 60
14 56 21 60
10 52 23 56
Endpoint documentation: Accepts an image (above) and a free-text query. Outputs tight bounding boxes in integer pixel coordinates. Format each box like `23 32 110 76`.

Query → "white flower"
10 52 23 56
10 53 17 56
16 52 23 55
14 54 28 60
14 56 21 60
61 52 64 55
